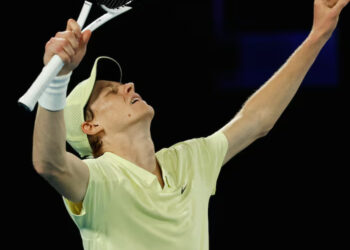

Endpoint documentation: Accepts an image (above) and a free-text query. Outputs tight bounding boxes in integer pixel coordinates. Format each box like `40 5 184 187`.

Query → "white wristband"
38 72 72 111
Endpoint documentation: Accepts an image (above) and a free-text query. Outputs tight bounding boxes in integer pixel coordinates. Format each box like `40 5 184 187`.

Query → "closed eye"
104 86 118 96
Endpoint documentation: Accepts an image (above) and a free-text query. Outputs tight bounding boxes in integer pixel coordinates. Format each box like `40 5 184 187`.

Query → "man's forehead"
96 80 121 89
94 80 121 94
88 80 122 105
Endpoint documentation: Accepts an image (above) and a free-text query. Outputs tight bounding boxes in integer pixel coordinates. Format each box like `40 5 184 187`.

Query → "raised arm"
32 19 92 203
219 0 349 165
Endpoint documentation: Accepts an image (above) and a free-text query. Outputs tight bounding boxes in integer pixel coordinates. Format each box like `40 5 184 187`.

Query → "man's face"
86 80 155 135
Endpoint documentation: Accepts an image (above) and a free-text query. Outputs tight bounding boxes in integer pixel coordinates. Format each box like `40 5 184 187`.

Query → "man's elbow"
33 160 56 178
254 109 280 137
32 155 67 178
245 111 274 138
256 115 276 138
258 118 277 138
258 127 272 138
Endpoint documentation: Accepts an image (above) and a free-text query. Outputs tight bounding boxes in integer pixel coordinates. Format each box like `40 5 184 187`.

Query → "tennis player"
32 1 348 249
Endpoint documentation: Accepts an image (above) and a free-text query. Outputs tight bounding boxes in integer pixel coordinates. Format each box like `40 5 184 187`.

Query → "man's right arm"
32 19 91 203
33 107 89 203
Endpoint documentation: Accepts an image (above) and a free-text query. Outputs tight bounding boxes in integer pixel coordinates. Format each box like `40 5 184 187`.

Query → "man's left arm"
219 0 349 165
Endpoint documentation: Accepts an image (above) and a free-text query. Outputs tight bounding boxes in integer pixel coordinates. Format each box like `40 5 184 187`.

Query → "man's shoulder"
155 136 204 163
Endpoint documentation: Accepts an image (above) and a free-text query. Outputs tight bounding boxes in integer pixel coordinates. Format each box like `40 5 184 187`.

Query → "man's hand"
311 0 349 42
43 19 92 76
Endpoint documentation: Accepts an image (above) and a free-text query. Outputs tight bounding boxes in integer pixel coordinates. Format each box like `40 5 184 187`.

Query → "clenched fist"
44 19 92 76
311 0 349 42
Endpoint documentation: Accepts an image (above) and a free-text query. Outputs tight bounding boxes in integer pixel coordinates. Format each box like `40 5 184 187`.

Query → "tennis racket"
18 0 134 111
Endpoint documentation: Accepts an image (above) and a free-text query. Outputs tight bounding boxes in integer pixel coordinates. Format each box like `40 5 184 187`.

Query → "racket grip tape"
77 1 92 28
18 55 64 111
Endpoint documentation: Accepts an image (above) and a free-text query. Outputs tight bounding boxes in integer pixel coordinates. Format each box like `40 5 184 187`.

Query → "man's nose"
123 82 134 94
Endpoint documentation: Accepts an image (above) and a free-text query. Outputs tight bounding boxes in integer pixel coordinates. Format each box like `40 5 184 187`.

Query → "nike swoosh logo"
181 184 187 194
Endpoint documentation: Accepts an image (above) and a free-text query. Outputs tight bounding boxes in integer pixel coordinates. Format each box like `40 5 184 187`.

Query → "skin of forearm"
240 34 328 132
32 106 67 175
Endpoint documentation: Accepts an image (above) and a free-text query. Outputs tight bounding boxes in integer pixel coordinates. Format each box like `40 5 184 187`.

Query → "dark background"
5 0 348 249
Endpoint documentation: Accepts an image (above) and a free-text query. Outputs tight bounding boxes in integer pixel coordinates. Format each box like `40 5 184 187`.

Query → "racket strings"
98 0 133 9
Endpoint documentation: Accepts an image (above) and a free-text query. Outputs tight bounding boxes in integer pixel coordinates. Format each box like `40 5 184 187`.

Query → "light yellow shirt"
63 131 228 250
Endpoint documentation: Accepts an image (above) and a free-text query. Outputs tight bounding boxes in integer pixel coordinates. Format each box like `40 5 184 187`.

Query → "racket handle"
18 55 64 111
77 1 92 28
18 1 92 112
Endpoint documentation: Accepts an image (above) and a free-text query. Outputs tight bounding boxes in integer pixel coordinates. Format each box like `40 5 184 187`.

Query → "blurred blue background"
218 31 339 89
213 0 340 89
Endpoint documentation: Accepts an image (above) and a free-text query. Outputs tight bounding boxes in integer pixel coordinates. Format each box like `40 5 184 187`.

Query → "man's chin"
146 105 155 120
138 104 155 122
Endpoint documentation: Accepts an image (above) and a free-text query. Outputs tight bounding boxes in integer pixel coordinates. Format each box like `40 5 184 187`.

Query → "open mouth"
130 96 141 104
131 99 139 104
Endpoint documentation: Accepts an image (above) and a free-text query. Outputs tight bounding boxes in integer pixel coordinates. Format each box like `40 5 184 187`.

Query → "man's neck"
103 127 157 174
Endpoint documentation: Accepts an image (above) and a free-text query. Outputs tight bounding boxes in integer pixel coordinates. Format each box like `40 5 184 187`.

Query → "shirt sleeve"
172 130 228 196
62 157 108 229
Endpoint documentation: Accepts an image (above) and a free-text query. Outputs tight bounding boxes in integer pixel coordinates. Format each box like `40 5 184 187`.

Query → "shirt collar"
102 151 171 188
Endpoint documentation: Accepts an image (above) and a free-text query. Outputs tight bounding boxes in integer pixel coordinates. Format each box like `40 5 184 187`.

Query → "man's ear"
81 121 104 136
